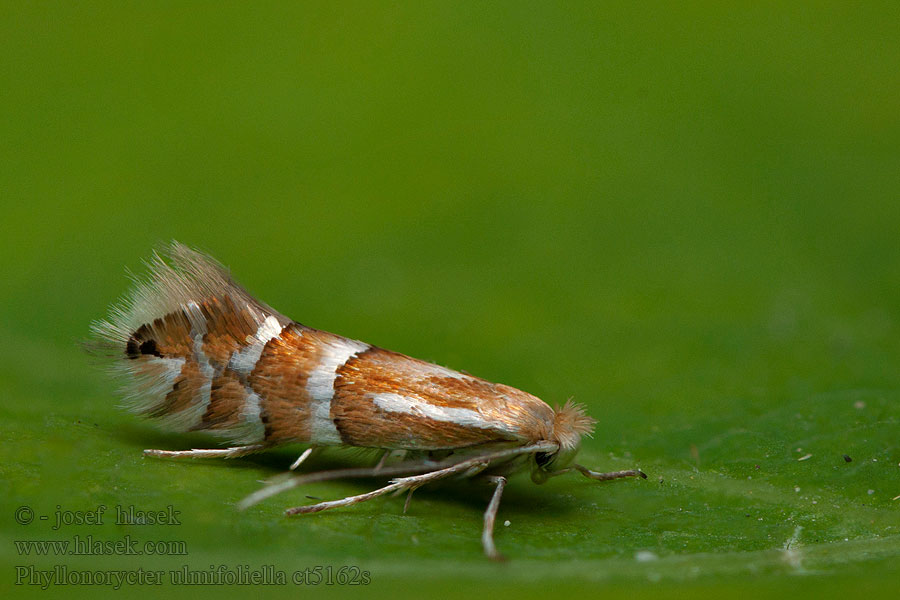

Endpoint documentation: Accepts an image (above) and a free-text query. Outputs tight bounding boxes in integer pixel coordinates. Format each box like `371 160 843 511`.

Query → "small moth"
90 242 645 560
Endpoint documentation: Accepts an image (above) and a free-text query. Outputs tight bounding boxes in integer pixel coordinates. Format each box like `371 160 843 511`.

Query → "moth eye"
535 452 555 468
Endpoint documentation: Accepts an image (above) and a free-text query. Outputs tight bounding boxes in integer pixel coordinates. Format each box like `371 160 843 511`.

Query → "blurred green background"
1 2 898 598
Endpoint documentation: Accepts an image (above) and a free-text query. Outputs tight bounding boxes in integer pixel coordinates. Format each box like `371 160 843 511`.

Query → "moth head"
531 400 596 484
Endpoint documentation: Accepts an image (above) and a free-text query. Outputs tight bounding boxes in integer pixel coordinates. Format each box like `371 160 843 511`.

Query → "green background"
2 2 898 598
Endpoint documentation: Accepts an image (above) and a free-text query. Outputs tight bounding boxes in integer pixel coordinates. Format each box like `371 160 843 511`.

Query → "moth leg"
284 479 411 515
402 484 423 514
281 460 490 516
373 449 391 472
462 461 491 478
573 464 647 481
289 446 317 471
241 442 555 511
143 444 266 460
481 475 507 562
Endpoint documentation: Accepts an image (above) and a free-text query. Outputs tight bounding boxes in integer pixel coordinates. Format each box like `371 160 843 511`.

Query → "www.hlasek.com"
15 535 187 556
15 565 372 589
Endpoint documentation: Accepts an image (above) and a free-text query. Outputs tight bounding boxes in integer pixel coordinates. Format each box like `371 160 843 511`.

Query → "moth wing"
89 241 290 441
331 347 555 451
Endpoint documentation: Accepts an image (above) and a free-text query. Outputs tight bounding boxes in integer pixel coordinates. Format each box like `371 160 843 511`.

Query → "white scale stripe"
164 324 216 431
372 392 514 434
231 390 265 444
223 316 284 443
154 302 213 431
228 315 284 377
306 338 370 444
190 302 214 428
123 356 185 412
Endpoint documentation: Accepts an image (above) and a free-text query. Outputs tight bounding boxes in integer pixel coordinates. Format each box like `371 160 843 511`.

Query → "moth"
90 242 645 560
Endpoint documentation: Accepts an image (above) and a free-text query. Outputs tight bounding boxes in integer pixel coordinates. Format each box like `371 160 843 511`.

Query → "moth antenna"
573 464 647 481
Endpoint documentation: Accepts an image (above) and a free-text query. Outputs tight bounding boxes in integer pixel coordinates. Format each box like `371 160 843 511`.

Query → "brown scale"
127 313 194 360
199 295 265 368
194 369 248 430
149 360 207 418
335 347 495 409
331 347 554 450
197 295 296 430
247 324 352 444
127 297 269 426
332 393 501 449
125 310 200 419
192 296 282 431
